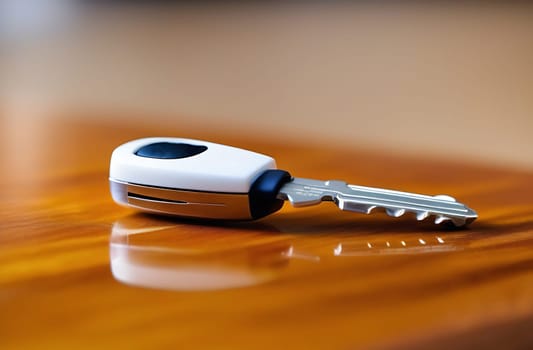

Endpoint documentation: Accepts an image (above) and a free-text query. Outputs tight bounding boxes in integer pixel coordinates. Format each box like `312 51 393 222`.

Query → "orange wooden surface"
1 116 532 349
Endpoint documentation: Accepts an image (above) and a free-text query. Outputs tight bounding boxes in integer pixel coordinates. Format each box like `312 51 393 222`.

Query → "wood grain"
1 115 532 349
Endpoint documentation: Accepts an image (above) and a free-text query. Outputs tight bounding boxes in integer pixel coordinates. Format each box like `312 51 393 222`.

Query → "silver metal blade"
277 178 477 227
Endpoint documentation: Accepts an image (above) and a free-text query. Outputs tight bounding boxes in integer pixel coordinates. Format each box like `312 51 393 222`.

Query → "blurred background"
2 1 532 170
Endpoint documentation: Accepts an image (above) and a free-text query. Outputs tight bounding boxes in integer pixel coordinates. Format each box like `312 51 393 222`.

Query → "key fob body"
109 137 291 220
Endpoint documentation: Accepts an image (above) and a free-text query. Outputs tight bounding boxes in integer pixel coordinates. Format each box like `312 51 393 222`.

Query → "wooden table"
1 116 532 349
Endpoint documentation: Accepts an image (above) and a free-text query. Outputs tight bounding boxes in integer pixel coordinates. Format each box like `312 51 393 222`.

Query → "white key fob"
110 137 477 226
109 137 292 220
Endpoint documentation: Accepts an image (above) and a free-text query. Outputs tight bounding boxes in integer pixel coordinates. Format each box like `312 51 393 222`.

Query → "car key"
109 137 477 227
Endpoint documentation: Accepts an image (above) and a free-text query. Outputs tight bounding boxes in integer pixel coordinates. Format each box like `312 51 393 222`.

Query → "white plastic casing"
109 137 276 193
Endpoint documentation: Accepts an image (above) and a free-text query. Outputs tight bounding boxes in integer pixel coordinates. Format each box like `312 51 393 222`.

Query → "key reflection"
109 215 293 291
110 215 468 291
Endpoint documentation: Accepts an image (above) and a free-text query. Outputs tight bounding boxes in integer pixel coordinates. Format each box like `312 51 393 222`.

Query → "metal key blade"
277 178 477 227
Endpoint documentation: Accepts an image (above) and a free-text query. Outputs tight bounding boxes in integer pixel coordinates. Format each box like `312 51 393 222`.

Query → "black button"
135 142 208 159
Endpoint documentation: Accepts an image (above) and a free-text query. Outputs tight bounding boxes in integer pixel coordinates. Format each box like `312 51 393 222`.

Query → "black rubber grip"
248 169 292 219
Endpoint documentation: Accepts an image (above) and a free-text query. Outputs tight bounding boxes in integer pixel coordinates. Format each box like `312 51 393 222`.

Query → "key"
109 137 477 227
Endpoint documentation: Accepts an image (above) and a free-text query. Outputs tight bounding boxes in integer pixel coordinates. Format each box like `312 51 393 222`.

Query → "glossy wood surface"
1 116 532 349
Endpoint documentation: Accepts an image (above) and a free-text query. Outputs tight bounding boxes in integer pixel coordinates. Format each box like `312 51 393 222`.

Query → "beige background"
2 2 532 169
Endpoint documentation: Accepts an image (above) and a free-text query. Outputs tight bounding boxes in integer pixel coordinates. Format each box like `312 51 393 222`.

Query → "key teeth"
416 211 429 221
343 202 472 227
399 209 462 226
346 203 471 227
386 208 405 218
435 215 446 224
433 215 468 227
364 205 377 214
